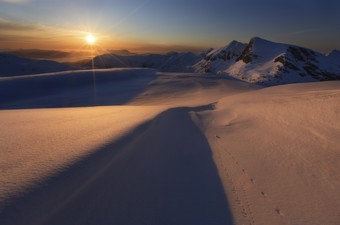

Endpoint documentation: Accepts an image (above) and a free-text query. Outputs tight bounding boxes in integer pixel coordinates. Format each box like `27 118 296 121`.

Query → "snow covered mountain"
0 53 78 77
194 37 340 85
91 39 340 85
91 52 200 72
193 40 247 73
327 50 340 64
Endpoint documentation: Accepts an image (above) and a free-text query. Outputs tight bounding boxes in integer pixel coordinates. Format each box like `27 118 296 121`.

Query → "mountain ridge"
195 37 340 85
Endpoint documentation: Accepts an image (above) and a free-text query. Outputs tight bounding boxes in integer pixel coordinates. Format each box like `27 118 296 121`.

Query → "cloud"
0 18 40 31
0 17 87 50
0 17 83 37
0 17 206 53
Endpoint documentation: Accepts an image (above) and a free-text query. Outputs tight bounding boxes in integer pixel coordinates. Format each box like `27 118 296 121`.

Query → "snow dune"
0 68 339 225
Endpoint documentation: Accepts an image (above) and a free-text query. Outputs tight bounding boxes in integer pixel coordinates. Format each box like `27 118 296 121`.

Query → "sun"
86 34 95 44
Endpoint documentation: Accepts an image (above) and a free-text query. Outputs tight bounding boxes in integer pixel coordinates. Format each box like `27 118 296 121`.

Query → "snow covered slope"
228 37 340 84
327 50 340 65
194 37 340 85
193 40 247 73
0 53 78 77
0 66 339 225
0 70 339 225
202 81 340 225
91 52 200 72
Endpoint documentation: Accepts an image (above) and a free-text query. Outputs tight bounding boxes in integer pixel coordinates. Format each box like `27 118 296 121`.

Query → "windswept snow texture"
194 37 340 85
0 53 79 77
203 81 340 225
0 68 339 225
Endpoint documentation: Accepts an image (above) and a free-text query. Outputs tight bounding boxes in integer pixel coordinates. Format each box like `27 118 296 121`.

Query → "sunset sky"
0 0 339 54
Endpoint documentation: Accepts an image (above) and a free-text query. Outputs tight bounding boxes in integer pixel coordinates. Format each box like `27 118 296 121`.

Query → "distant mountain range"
89 51 199 73
0 53 78 77
1 37 340 85
89 37 340 85
0 49 94 60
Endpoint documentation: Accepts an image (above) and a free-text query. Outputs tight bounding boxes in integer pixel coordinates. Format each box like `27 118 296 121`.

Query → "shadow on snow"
0 69 157 109
0 104 233 225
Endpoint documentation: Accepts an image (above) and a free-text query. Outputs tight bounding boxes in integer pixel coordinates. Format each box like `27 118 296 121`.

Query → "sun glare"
86 35 95 44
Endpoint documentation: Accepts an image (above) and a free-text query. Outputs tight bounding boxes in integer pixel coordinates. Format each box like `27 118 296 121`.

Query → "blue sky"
0 0 339 53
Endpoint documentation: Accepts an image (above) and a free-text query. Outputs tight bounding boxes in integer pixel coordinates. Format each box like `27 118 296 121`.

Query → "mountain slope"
229 37 340 84
0 53 78 77
327 50 340 66
193 40 247 73
195 37 340 85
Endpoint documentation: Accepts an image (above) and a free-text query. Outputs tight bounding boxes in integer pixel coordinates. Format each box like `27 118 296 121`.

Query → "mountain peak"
206 40 246 58
192 41 247 73
248 37 282 50
327 49 340 57
229 40 242 45
250 36 272 42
